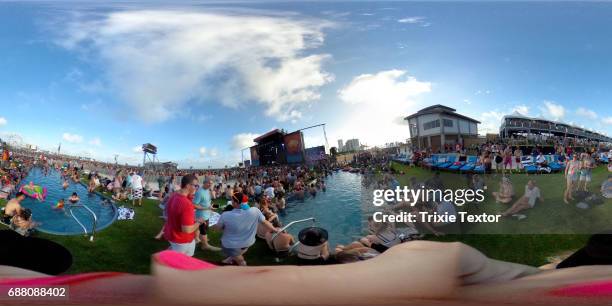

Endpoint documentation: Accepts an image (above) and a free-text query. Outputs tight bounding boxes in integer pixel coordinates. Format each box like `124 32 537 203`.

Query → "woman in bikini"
564 154 581 204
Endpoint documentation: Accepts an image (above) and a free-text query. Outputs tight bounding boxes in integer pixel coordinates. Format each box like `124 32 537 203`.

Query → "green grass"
1 188 299 274
1 165 610 273
389 161 612 266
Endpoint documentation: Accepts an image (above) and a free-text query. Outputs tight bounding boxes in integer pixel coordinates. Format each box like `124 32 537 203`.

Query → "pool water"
16 168 117 235
279 171 363 248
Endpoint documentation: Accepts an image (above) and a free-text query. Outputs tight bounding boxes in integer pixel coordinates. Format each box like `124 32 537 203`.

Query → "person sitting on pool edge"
11 208 38 236
359 217 402 253
334 241 381 264
2 192 26 224
295 226 331 263
264 230 295 253
500 180 542 219
69 192 80 204
492 176 514 204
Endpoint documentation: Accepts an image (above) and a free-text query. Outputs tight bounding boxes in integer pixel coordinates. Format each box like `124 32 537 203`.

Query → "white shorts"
168 240 196 257
528 198 537 208
132 188 143 199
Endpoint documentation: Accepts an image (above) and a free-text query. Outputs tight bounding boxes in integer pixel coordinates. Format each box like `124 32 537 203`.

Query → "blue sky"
0 1 611 168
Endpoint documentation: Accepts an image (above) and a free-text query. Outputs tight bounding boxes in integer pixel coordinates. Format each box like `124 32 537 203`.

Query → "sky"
0 1 611 168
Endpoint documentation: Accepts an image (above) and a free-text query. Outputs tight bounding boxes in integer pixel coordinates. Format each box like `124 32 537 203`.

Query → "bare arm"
260 219 278 233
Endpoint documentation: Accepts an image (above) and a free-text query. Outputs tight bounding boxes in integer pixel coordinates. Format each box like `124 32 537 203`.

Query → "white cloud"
397 16 425 24
475 89 492 95
540 100 565 121
480 111 505 134
89 137 102 146
199 147 208 158
0 117 7 126
177 150 241 169
62 133 83 143
397 16 430 27
132 145 142 153
335 70 431 145
209 148 218 157
338 70 431 106
603 117 612 125
576 107 598 120
512 105 529 116
56 10 334 123
231 133 260 150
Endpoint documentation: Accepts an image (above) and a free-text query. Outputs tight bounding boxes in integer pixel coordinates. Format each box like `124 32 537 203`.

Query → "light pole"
241 147 250 166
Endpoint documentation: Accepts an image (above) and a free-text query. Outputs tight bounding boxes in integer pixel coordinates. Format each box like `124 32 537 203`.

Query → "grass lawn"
389 161 612 266
1 187 301 274
1 165 610 273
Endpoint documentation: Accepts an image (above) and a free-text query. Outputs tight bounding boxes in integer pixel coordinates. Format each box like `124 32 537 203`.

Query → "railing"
269 217 316 261
68 204 98 242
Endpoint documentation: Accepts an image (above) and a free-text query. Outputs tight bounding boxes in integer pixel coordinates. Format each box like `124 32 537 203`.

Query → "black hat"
557 230 612 269
298 227 328 247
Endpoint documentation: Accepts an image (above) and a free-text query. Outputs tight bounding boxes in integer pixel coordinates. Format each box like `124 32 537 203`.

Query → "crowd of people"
157 163 357 265
2 136 611 267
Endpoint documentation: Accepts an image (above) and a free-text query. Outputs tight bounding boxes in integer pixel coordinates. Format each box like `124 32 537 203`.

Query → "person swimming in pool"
308 184 317 197
55 199 65 210
69 192 80 204
62 180 69 190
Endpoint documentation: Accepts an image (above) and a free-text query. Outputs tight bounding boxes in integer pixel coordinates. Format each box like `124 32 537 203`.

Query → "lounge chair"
432 155 448 169
459 156 479 172
437 155 457 170
547 155 563 172
448 156 467 172
522 156 537 174
473 163 486 174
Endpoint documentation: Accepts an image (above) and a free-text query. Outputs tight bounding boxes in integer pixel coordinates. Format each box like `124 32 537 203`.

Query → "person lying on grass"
500 180 542 218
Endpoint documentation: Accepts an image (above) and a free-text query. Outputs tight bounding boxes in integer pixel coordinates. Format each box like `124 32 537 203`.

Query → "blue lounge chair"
473 163 485 174
459 156 479 172
432 155 449 169
546 155 562 172
447 161 464 171
438 155 457 170
448 156 467 171
424 155 440 169
554 155 566 170
522 155 537 174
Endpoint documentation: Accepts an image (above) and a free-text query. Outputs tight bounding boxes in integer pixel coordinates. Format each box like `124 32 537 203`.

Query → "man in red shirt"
163 174 203 256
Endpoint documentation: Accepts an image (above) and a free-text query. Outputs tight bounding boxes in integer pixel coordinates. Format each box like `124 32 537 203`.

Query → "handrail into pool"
68 204 98 242
68 206 88 236
270 217 316 253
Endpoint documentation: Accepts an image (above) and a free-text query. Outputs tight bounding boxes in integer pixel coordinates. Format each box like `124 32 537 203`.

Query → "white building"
404 105 480 152
337 139 344 152
344 139 361 152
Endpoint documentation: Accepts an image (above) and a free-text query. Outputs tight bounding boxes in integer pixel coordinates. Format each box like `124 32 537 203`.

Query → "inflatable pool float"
19 185 47 201
208 212 221 226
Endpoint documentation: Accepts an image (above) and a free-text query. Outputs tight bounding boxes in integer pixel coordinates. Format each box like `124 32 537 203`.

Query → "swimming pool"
16 168 117 236
279 171 363 248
